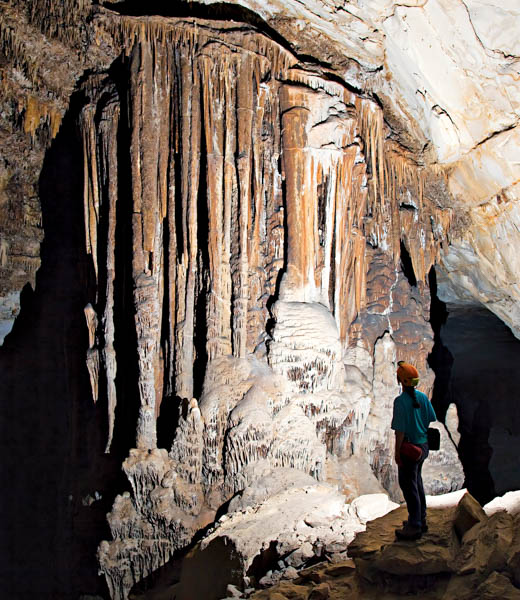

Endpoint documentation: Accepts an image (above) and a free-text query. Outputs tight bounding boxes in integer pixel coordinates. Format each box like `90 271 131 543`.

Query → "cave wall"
71 14 456 599
3 1 514 598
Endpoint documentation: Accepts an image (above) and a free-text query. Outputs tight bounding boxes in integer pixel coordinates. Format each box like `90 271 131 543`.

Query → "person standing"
391 361 436 540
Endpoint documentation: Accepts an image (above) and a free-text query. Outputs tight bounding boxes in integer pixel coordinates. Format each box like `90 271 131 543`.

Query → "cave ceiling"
1 0 520 338
155 0 520 334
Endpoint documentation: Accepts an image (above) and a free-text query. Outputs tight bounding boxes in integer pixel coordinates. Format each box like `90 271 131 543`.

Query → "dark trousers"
398 442 429 528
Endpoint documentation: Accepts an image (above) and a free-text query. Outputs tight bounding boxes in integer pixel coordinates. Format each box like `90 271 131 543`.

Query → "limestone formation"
39 9 459 597
1 1 519 347
485 491 520 517
7 2 516 599
84 303 99 404
249 492 520 600
423 421 465 496
175 485 397 600
0 1 115 343
445 403 461 447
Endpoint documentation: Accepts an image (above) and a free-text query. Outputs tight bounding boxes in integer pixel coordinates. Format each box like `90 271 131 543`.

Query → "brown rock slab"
506 513 520 586
323 560 356 578
455 510 513 576
438 573 483 600
266 581 308 600
307 583 330 599
453 492 487 540
269 593 291 600
251 560 360 600
476 571 520 600
349 505 459 593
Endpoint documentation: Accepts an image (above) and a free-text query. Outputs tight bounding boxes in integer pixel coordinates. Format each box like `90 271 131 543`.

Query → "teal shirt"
391 390 437 444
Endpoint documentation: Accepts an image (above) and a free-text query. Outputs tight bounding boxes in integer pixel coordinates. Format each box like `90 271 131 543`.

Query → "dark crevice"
109 56 141 460
193 78 209 399
247 540 279 581
0 90 115 599
427 267 451 424
400 240 417 288
157 394 181 451
265 173 287 342
399 202 417 212
428 266 520 505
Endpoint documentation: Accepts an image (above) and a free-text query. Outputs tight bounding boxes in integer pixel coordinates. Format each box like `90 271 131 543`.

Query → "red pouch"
400 441 423 462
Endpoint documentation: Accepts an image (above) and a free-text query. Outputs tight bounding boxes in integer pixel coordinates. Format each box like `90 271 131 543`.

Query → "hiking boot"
402 520 428 533
395 523 422 540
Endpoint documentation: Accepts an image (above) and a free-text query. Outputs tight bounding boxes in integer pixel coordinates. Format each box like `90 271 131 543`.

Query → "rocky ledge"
247 491 520 600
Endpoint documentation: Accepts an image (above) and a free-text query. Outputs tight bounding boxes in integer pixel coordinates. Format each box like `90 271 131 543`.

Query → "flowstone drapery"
73 16 461 598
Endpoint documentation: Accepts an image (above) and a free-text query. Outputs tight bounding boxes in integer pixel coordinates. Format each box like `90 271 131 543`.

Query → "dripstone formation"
71 14 460 599
0 2 488 599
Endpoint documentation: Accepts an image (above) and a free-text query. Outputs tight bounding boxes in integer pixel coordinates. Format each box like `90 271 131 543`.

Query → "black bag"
427 427 440 451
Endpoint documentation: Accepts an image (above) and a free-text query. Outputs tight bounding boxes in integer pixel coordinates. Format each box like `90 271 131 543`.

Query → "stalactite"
84 303 99 404
357 99 385 212
232 53 254 358
12 0 92 49
79 80 122 451
98 96 120 452
80 104 100 282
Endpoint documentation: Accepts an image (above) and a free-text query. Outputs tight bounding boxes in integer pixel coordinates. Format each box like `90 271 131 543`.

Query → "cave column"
233 55 254 357
280 85 314 302
129 39 168 449
279 84 317 302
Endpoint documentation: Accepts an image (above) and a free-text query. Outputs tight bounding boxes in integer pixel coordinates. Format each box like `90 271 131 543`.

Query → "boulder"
453 492 487 540
455 510 513 576
422 421 465 496
176 483 397 600
307 583 330 599
476 571 520 600
485 491 520 517
348 493 399 525
348 505 459 592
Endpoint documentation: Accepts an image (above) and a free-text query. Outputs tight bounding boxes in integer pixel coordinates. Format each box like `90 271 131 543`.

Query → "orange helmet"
397 361 419 387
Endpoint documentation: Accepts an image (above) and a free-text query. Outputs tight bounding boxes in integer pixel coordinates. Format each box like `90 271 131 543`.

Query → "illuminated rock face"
1 1 519 342
6 1 515 598
65 15 459 598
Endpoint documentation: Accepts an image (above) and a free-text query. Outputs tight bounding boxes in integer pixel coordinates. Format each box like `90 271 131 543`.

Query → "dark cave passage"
429 268 520 505
0 93 123 599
